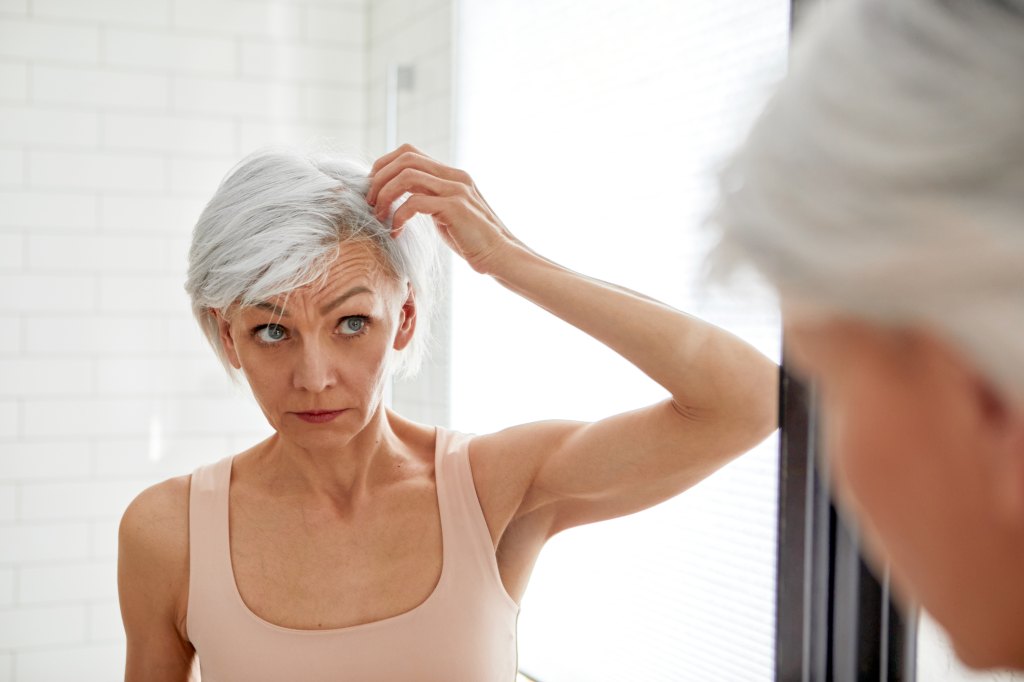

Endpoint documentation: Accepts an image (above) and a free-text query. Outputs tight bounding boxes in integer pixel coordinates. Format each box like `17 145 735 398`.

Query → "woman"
118 146 778 681
708 0 1024 671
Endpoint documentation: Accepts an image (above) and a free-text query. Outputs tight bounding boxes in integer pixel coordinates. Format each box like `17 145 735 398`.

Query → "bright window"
453 1 789 679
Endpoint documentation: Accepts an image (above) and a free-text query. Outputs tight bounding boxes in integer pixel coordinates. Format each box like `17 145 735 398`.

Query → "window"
453 1 789 678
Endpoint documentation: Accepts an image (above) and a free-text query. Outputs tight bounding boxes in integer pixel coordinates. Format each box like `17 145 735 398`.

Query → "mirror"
0 0 784 680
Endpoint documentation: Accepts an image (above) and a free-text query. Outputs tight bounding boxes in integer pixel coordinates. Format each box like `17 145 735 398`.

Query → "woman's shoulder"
118 474 192 642
119 474 191 587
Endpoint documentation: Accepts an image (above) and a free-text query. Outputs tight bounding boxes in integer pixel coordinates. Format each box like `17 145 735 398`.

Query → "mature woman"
709 0 1024 671
117 145 777 681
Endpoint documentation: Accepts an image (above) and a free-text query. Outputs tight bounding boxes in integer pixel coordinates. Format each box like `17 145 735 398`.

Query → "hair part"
706 0 1024 401
185 148 443 382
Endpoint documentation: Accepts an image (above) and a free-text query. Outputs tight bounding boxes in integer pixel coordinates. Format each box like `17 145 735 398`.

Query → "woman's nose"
292 340 337 393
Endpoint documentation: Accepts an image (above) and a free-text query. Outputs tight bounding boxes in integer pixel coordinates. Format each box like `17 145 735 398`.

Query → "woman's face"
215 241 414 449
784 315 1024 668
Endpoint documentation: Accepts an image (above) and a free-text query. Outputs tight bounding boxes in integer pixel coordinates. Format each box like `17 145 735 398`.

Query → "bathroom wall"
0 0 453 679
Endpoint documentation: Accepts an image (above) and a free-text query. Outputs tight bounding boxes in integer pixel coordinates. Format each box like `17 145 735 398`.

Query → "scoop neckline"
224 425 447 635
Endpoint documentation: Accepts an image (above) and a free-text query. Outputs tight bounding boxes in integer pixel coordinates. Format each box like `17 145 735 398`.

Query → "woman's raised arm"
368 144 778 535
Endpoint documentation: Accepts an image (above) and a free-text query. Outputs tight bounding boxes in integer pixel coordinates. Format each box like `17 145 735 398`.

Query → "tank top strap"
185 453 235 646
434 426 511 595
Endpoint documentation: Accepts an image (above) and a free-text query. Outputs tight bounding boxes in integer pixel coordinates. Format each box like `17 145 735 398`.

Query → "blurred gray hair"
185 148 442 381
707 0 1024 400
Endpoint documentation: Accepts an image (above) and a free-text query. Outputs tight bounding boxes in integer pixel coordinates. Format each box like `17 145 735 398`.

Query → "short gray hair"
185 148 442 381
707 0 1024 400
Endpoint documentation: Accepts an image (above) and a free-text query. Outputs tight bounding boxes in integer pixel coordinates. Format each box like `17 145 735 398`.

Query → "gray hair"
185 148 442 381
707 0 1024 401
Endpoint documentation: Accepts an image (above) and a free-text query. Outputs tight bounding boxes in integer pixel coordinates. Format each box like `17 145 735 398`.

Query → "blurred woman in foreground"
709 0 1024 670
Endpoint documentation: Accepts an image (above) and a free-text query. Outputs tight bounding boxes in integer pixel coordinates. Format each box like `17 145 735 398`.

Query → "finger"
367 152 469 207
370 142 423 177
374 169 462 222
390 194 451 236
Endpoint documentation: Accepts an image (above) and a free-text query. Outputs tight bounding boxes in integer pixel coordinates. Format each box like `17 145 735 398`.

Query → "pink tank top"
186 426 520 681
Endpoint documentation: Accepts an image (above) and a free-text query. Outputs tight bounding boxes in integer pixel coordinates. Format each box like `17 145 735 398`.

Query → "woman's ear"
211 308 243 370
393 282 417 352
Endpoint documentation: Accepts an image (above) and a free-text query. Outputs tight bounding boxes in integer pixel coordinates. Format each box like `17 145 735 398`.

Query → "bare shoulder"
120 474 191 566
119 474 192 642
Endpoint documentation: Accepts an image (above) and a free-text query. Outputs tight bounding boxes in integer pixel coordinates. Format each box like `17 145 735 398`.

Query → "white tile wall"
0 191 97 229
0 20 99 63
32 65 169 111
0 1 454 678
0 150 24 186
0 63 28 101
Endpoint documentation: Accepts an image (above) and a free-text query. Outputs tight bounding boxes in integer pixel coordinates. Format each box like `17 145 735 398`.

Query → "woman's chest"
228 486 444 631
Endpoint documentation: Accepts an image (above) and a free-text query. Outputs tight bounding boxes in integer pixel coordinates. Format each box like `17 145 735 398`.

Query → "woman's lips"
293 410 346 424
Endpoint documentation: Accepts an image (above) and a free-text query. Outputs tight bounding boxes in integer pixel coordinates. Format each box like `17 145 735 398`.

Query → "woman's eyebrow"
319 286 373 314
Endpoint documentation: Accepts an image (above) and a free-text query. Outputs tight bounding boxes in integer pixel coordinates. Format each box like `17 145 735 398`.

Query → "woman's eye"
339 316 368 336
254 324 287 344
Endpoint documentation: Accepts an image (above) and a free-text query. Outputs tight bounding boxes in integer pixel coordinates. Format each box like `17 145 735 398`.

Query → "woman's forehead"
257 245 398 311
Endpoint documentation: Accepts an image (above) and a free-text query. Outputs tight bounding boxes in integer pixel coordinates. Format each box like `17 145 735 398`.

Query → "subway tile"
88 599 122 642
0 19 98 64
1 606 87 651
0 521 91 562
0 485 13 521
301 85 365 126
171 75 302 119
0 604 86 648
164 314 214 354
305 5 366 47
28 234 179 274
0 358 93 397
30 150 164 192
104 28 235 76
100 194 205 234
0 62 28 102
0 233 22 268
90 518 118 559
0 567 12 607
22 398 150 437
0 191 97 229
167 156 235 194
16 642 124 681
102 112 234 155
33 65 168 111
0 400 16 438
34 0 170 28
0 275 96 312
96 355 228 396
0 316 20 352
93 435 228 478
0 441 91 480
98 275 190 315
25 316 166 355
237 119 364 155
240 41 364 86
0 105 99 148
18 560 117 603
172 0 302 39
20 479 147 520
0 149 24 186
0 0 28 15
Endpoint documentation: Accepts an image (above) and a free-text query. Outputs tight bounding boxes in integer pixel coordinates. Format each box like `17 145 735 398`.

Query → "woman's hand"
367 144 523 274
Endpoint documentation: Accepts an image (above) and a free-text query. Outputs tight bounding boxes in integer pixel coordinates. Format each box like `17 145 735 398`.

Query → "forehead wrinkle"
245 242 397 319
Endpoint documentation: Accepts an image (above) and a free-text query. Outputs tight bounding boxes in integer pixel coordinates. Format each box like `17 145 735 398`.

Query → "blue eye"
339 316 368 336
254 324 287 344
